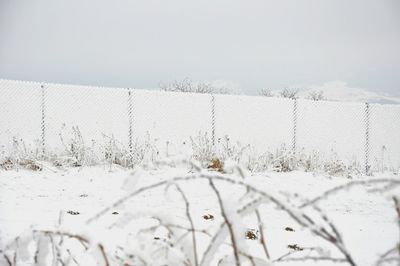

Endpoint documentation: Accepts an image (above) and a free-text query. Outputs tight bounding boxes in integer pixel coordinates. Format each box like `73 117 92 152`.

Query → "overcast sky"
0 0 399 95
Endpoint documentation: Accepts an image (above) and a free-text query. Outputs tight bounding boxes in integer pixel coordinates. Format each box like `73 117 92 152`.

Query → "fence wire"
0 79 399 172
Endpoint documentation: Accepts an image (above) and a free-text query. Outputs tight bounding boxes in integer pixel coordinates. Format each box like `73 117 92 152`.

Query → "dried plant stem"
208 178 240 266
273 246 343 263
276 256 346 263
201 197 265 266
87 166 400 266
173 184 199 266
375 247 398 266
35 230 89 249
301 179 400 208
3 254 12 266
49 235 65 266
13 237 19 266
394 196 400 261
98 244 110 266
309 207 357 266
255 210 270 260
66 249 79 265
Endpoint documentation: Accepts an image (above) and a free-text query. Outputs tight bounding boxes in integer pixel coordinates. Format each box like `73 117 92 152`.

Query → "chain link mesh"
0 79 399 172
0 80 42 152
369 104 400 171
296 99 366 168
127 88 134 153
292 98 298 155
214 94 293 154
211 94 216 147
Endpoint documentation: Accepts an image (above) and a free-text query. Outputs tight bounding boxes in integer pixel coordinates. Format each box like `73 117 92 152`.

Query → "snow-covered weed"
0 131 393 177
54 126 159 169
101 133 159 169
0 137 42 171
58 125 99 167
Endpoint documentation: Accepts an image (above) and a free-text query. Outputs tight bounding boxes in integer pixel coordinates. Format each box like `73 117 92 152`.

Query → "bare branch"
159 78 215 94
259 89 273 97
3 254 12 266
66 248 79 265
49 235 65 266
308 90 325 101
208 178 241 266
310 206 357 266
300 179 400 208
34 230 89 250
256 210 270 260
85 164 400 266
393 196 400 263
280 88 299 99
274 247 318 262
200 196 265 266
276 256 347 263
172 183 199 266
98 244 110 266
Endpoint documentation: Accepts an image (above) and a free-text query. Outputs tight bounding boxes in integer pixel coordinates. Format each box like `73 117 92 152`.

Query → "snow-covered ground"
0 163 399 265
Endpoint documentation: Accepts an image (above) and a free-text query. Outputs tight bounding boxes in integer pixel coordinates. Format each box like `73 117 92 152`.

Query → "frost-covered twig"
307 206 356 266
49 235 64 266
36 230 111 266
300 178 400 208
66 249 79 265
375 247 398 266
200 196 265 266
34 230 89 250
256 209 270 260
88 168 360 265
13 237 18 266
86 174 198 224
208 178 240 266
171 183 199 266
98 244 109 266
0 248 12 266
3 255 12 266
273 247 346 263
394 196 400 232
394 196 400 264
276 256 346 263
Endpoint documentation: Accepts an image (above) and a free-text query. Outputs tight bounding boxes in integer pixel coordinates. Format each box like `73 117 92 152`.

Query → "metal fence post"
211 94 216 147
40 84 46 156
364 102 371 175
292 98 298 155
127 88 134 153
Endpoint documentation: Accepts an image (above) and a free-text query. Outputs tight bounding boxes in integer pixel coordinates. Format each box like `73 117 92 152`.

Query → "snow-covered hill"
297 81 400 104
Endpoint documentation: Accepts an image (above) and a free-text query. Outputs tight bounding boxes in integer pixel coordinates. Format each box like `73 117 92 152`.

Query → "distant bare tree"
194 82 214 94
259 89 274 97
308 90 325 101
280 88 299 99
159 78 215 94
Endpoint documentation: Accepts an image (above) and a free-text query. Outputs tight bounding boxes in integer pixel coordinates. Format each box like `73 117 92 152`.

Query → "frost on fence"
45 83 128 154
296 99 365 167
0 80 42 151
132 90 212 156
214 94 293 153
0 79 399 172
369 104 400 171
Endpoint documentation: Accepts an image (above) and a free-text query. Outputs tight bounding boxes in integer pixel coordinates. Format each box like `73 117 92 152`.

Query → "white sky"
0 0 399 95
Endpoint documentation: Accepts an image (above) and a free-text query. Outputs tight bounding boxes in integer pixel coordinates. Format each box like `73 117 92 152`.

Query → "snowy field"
0 161 399 266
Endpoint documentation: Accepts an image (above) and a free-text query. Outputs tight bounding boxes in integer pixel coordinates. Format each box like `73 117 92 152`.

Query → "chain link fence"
1 79 399 173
